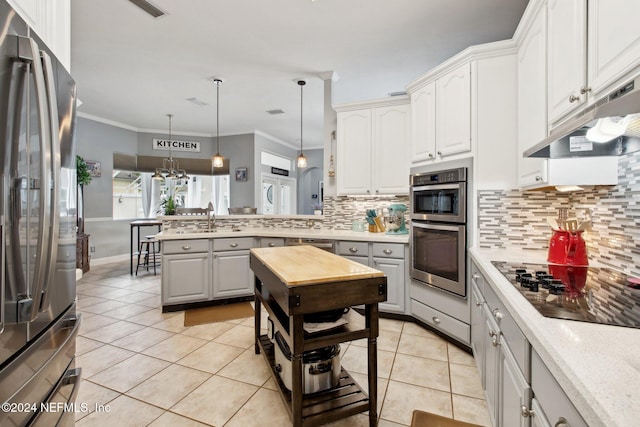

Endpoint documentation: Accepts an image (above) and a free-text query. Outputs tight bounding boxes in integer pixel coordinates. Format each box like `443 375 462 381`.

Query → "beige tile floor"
74 262 491 427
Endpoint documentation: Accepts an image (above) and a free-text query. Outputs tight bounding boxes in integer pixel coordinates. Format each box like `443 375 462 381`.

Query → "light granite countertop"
470 247 640 427
155 227 410 244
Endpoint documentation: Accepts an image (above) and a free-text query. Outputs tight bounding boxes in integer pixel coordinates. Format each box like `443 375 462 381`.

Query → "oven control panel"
411 167 466 186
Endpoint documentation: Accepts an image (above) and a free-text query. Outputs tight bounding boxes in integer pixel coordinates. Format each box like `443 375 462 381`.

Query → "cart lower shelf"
257 335 372 426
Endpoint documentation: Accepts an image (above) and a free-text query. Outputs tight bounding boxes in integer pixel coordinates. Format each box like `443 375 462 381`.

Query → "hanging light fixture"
152 114 189 180
212 78 225 168
296 80 307 168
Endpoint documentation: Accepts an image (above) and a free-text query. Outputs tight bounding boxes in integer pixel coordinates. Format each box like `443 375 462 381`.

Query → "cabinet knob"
489 330 497 338
366 189 370 194
535 175 542 182
437 151 442 156
492 336 500 347
375 189 379 194
475 301 482 307
568 94 580 103
521 405 533 418
349 247 358 253
472 273 480 280
181 245 191 250
580 86 591 95
432 316 441 324
554 417 569 427
383 249 392 255
492 308 503 320
428 153 434 159
268 242 276 247
230 242 239 248
203 254 208 259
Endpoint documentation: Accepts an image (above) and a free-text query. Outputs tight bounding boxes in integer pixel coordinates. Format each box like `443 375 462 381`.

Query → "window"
113 171 230 219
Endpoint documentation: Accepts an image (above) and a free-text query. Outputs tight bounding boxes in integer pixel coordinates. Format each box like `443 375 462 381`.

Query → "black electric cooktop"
491 261 640 329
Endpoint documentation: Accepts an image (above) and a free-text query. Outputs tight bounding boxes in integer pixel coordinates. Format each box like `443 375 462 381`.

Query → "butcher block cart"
250 245 387 427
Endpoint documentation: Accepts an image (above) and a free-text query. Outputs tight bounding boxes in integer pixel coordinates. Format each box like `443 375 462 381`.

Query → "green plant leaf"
76 155 91 186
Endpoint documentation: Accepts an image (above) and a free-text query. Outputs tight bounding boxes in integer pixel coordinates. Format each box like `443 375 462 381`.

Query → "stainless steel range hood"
524 76 640 158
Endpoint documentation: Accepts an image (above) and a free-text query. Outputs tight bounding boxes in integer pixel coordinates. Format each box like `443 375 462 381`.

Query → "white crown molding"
77 112 140 132
512 0 545 46
333 94 410 113
405 39 518 93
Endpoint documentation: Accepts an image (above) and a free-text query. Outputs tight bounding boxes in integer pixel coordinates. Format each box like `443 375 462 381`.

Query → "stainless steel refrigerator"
0 1 81 425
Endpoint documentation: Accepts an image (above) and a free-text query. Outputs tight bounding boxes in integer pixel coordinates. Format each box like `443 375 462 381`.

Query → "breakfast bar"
250 245 387 427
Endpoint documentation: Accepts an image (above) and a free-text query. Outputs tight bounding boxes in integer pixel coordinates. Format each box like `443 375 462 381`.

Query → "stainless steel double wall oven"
410 166 468 297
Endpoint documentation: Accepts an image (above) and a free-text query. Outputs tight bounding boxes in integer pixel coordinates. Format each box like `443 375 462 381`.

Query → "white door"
261 174 296 215
411 81 437 162
436 62 471 158
373 104 411 195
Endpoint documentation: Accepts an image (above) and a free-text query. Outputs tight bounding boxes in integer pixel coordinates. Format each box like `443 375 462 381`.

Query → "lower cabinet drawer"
162 239 209 254
372 243 404 259
336 241 369 256
410 299 470 344
213 237 254 251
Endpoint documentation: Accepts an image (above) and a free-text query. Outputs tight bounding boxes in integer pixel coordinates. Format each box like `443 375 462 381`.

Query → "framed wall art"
86 160 102 177
235 167 247 181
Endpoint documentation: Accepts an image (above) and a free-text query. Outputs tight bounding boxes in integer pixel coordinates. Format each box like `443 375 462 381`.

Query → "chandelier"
151 114 189 180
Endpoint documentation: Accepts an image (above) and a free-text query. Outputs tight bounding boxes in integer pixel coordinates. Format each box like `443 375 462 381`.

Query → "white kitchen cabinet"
482 303 500 427
530 398 551 427
587 0 640 100
470 282 485 386
500 344 532 427
260 237 285 248
436 62 472 158
336 99 410 195
547 0 587 125
7 0 71 70
336 240 408 314
162 252 210 305
517 0 548 189
531 349 587 427
410 81 437 162
212 237 254 298
547 0 640 127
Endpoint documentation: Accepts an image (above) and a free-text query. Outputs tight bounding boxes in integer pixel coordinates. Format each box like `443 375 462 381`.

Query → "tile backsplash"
478 151 640 276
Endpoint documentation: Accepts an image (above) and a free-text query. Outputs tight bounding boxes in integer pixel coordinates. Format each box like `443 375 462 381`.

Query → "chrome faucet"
207 202 216 231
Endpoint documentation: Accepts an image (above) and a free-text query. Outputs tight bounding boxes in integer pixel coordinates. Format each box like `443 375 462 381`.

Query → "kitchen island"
250 245 387 427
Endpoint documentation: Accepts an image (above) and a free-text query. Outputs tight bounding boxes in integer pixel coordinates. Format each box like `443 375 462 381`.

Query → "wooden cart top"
250 245 384 286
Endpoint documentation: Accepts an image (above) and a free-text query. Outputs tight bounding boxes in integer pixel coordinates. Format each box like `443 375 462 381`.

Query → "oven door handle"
412 183 463 192
411 222 464 232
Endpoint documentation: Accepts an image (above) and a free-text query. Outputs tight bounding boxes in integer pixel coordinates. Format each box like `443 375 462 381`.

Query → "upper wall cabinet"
7 0 71 70
336 99 410 195
436 62 472 158
547 0 587 124
547 0 640 127
517 1 548 188
409 63 472 164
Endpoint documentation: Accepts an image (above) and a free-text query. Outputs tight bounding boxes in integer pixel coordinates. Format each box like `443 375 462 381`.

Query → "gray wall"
297 148 323 215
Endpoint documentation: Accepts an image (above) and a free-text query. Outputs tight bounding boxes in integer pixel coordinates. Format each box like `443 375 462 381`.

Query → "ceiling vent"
129 0 165 18
186 97 208 106
266 109 285 115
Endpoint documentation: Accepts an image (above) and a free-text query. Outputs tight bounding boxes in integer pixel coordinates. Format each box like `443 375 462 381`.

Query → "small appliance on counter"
547 208 589 266
384 204 408 234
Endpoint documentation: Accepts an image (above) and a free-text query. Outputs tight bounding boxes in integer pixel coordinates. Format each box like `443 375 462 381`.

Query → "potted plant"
162 195 176 215
76 156 92 232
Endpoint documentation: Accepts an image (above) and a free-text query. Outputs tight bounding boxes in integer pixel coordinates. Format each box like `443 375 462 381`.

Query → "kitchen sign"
153 138 201 153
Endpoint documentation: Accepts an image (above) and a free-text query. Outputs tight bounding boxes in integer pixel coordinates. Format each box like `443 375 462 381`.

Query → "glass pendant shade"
212 153 224 168
296 153 307 168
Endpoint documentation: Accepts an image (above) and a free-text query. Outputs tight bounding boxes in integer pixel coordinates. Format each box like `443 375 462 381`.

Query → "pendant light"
296 80 307 168
152 114 188 180
212 78 225 168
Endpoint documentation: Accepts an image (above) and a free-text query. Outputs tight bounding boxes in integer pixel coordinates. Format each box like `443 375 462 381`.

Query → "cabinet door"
470 284 485 385
530 398 551 427
436 62 471 158
162 253 210 304
372 257 405 313
372 104 411 194
213 250 254 298
588 0 640 96
411 81 437 162
337 110 372 195
547 0 587 125
517 3 548 188
483 304 500 427
500 344 532 427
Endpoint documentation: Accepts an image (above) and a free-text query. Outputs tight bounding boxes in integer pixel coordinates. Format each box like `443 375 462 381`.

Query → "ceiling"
70 0 529 149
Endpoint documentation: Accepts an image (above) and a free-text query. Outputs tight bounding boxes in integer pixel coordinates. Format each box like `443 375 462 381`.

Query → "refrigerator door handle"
18 36 52 322
38 50 60 313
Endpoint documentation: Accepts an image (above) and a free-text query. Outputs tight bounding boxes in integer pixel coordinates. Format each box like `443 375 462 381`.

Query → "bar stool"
136 235 160 275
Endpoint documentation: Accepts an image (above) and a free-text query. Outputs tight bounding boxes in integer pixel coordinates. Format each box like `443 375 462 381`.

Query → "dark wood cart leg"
291 314 305 427
366 303 379 427
254 276 262 355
